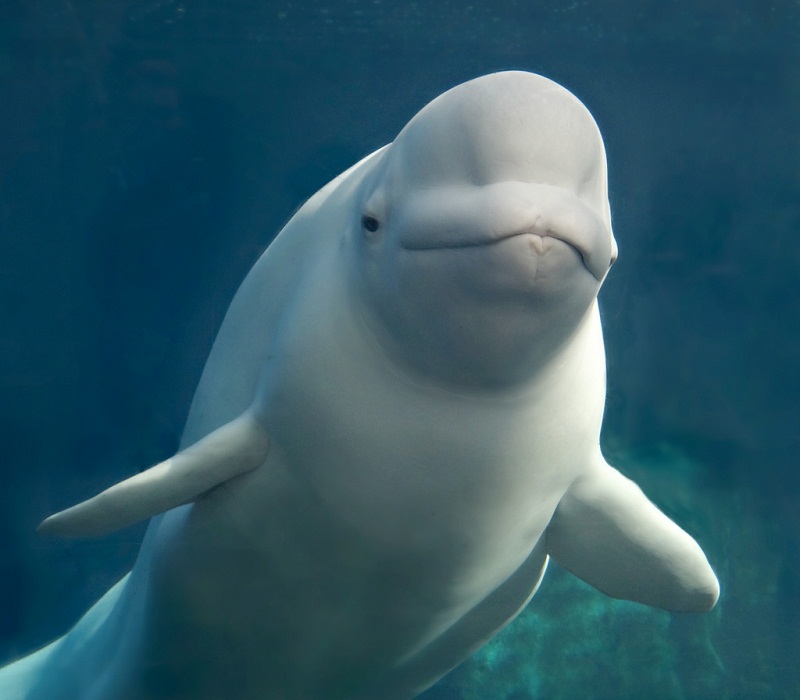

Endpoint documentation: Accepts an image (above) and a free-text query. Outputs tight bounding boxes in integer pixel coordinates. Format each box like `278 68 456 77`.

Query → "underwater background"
0 1 798 698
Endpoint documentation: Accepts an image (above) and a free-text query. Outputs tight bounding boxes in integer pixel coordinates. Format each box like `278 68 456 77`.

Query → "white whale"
1 71 719 699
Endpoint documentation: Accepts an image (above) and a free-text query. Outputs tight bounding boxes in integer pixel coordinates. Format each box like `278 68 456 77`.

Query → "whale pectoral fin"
545 460 719 612
37 410 270 539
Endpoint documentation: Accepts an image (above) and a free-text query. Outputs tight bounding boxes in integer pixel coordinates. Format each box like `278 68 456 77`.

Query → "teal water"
1 2 798 698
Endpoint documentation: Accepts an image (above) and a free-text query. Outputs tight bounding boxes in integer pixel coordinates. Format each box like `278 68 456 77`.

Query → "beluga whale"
1 71 719 699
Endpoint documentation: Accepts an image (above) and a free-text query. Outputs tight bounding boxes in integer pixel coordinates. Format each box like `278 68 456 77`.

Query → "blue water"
1 1 798 697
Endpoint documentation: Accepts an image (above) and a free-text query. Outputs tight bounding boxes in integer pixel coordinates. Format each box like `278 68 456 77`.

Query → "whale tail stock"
37 409 270 538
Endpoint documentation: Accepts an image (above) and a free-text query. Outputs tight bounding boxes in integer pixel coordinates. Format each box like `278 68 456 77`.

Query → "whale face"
349 72 618 390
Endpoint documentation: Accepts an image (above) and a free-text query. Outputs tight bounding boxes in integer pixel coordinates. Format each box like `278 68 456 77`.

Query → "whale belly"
133 446 549 700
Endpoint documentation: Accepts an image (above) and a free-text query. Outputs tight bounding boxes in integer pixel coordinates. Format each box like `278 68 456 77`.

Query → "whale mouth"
402 230 600 278
402 229 560 251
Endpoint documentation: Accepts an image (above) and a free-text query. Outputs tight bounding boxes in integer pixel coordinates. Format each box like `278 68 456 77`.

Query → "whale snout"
396 181 616 282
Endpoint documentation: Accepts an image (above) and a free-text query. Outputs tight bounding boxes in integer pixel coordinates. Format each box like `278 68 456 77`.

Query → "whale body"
1 71 719 699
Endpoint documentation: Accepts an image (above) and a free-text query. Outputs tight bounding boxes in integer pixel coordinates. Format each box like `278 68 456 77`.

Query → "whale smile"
401 230 596 277
400 228 565 251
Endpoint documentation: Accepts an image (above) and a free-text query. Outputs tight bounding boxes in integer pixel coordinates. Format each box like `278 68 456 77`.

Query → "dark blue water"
1 1 798 697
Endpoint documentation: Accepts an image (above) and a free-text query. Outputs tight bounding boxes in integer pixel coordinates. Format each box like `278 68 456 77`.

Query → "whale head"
349 71 618 390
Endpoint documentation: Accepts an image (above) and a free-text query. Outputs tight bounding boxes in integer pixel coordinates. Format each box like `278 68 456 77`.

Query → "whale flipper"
546 460 719 612
37 410 270 538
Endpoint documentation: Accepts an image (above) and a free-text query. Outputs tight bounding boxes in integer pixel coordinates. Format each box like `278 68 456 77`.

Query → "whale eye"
361 215 380 235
